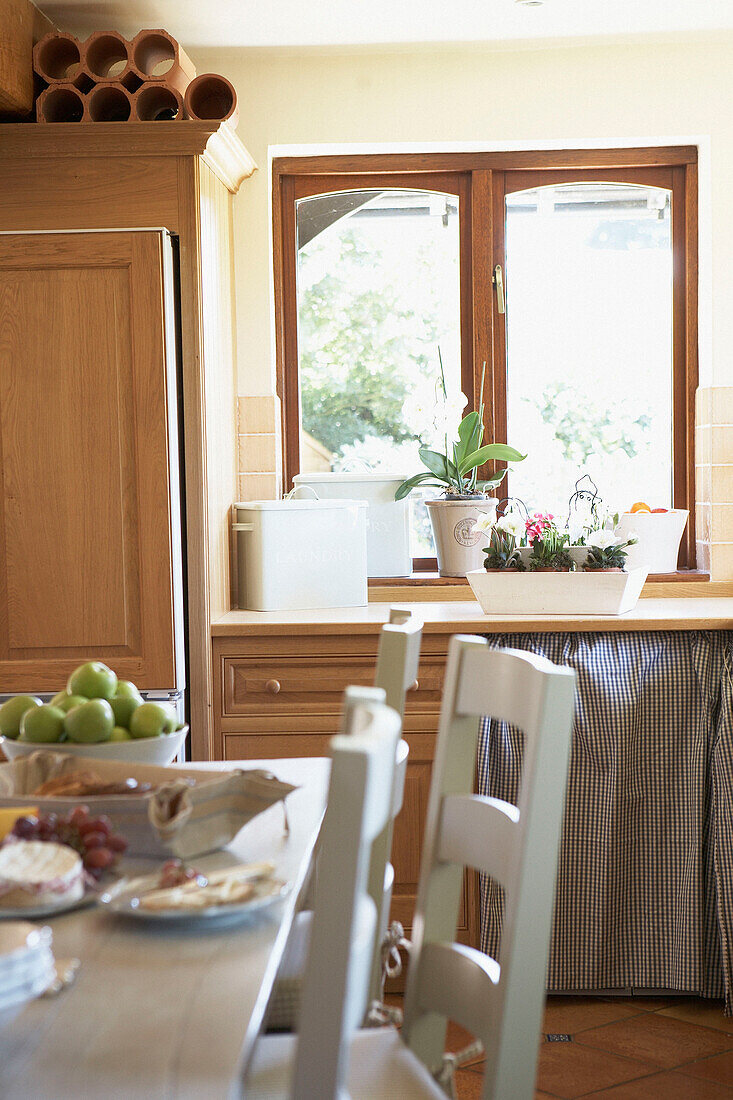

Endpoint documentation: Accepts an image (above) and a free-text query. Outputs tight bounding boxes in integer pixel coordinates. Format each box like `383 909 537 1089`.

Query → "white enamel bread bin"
293 472 410 578
233 497 368 611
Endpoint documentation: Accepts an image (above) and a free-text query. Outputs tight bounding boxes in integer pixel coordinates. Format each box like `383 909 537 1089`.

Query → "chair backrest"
294 698 401 1100
402 635 575 1100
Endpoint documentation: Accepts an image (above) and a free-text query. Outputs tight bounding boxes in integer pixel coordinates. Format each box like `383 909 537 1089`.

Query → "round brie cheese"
0 841 84 909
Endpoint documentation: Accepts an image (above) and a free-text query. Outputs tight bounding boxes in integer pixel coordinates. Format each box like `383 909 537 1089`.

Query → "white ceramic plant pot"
614 509 689 574
425 497 498 577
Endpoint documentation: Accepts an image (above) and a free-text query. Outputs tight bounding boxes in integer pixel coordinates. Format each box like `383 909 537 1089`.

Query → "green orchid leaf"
455 412 480 465
475 474 508 490
394 472 446 500
457 443 527 475
417 447 450 479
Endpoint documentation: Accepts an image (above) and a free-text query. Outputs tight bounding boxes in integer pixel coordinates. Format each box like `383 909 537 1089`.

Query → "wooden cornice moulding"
0 120 257 193
201 121 256 193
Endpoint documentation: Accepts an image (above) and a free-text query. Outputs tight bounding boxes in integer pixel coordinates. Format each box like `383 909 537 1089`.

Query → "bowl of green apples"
0 662 187 766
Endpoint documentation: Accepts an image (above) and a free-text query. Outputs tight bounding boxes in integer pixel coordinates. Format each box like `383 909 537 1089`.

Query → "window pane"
295 188 461 557
504 182 673 518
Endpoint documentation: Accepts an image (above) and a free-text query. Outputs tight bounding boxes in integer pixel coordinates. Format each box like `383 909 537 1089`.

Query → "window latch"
493 264 506 314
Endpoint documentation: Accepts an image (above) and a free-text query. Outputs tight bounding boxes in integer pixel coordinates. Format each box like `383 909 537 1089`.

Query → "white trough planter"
466 568 648 616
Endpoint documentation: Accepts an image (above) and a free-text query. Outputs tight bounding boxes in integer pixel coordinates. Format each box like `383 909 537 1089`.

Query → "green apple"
19 704 66 744
51 692 89 714
114 680 143 702
64 699 114 743
129 702 176 739
67 662 118 701
110 725 132 742
0 696 43 740
110 694 142 728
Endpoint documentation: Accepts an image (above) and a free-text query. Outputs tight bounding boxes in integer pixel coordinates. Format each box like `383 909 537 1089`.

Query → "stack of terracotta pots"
33 29 238 127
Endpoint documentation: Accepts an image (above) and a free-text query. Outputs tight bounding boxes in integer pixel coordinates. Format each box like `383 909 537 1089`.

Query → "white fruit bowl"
0 725 188 767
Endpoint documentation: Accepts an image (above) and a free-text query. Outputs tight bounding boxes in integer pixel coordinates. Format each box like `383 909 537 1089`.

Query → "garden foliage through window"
273 149 698 570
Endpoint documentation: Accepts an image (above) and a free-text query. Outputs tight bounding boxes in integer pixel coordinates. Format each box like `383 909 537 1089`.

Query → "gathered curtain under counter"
478 629 733 1012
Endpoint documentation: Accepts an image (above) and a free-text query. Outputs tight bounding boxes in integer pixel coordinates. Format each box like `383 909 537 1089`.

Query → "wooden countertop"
212 597 733 637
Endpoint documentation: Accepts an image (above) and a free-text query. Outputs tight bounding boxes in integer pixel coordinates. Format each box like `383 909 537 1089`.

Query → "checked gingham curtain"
478 630 733 1012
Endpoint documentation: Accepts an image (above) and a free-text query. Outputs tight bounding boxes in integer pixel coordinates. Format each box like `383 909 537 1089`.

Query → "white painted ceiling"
38 0 733 48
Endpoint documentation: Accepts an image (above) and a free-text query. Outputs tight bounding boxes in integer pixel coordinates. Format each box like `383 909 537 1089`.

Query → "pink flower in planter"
526 512 554 542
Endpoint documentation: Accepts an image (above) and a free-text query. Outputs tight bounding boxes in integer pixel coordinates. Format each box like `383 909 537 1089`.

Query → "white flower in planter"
472 510 497 534
588 528 619 550
496 511 525 540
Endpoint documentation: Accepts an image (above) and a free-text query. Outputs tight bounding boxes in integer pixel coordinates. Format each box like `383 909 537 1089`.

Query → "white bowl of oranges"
0 662 187 767
615 503 689 574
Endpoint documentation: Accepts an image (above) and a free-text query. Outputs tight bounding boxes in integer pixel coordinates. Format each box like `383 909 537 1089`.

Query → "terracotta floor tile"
680 1050 733 1086
657 1001 733 1036
544 996 641 1035
454 1068 485 1099
576 1012 733 1069
586 1069 733 1098
536 1039 652 1098
445 1019 484 1068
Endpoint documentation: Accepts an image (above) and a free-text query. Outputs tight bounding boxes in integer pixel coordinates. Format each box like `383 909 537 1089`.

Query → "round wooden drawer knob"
409 679 419 692
265 679 281 695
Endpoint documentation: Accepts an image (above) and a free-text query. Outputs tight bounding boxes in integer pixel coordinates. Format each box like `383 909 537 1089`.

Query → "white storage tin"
293 473 411 577
233 497 368 611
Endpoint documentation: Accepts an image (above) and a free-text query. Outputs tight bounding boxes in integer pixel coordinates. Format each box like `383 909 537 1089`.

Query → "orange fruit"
629 502 652 513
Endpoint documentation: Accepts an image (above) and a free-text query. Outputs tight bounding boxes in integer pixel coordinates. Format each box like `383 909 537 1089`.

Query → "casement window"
273 147 698 572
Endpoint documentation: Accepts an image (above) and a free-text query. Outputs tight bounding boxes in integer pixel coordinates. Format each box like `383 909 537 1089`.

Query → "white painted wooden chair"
401 635 576 1099
244 697 418 1098
265 610 423 1028
246 634 574 1100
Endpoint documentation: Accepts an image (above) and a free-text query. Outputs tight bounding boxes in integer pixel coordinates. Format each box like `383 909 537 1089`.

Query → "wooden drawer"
222 654 446 717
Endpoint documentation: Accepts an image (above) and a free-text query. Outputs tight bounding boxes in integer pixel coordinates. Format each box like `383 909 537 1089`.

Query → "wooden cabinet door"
0 231 182 691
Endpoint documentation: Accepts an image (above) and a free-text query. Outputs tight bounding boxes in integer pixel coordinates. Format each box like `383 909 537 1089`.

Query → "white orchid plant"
473 507 526 571
583 528 638 571
395 357 526 502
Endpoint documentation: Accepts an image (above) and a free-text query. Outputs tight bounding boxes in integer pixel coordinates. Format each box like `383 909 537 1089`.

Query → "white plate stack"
0 921 54 1027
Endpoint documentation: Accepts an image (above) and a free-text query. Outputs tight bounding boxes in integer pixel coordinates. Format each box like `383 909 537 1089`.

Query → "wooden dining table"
0 757 329 1100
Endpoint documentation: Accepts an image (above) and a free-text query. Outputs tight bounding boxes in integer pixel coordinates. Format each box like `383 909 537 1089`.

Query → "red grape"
84 848 114 870
12 816 39 840
107 835 127 853
79 817 111 838
68 806 90 826
82 831 107 849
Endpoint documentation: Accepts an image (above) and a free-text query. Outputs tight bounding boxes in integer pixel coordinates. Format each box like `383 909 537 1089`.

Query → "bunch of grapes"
10 806 127 880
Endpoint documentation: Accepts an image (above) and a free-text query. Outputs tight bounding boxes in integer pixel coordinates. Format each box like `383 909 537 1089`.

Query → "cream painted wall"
195 35 733 396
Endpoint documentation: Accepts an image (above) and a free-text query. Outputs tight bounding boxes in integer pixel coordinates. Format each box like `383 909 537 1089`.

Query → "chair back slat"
437 793 519 885
403 635 575 1099
293 702 401 1100
414 941 501 1046
374 608 423 719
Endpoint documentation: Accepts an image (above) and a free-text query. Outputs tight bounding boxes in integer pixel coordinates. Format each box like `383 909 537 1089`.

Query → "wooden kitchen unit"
211 624 479 958
0 122 255 758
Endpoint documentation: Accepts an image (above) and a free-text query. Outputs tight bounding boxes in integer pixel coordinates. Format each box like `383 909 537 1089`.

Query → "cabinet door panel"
0 232 179 690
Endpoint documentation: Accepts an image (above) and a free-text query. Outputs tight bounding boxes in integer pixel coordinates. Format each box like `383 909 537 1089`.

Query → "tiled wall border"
696 386 733 579
236 395 282 502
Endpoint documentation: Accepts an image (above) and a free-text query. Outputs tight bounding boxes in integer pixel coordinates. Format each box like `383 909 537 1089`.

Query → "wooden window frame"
273 146 698 573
